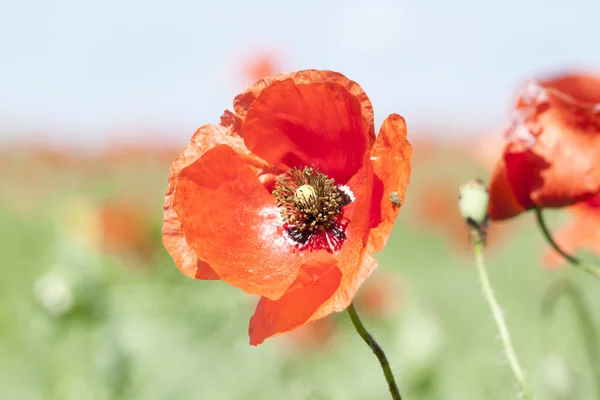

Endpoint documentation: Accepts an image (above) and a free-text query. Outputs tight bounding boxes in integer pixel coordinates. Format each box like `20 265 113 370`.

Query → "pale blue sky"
1 0 599 145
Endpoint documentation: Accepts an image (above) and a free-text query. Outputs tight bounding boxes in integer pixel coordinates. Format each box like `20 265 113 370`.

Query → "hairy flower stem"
470 231 531 400
347 303 402 400
535 208 600 281
541 278 600 398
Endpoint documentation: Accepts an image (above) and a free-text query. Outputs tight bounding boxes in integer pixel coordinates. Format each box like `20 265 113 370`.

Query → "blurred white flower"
397 306 444 379
33 272 74 317
541 354 572 399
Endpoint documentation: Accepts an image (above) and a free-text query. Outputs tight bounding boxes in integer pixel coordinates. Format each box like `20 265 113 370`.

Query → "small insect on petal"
389 192 402 208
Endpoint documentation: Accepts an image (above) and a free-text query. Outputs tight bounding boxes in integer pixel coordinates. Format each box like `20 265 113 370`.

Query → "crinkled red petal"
367 114 412 252
173 144 324 299
249 260 342 345
491 73 600 218
164 122 283 287
243 78 369 184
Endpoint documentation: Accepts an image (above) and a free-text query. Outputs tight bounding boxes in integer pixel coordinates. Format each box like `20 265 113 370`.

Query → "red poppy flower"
543 194 600 268
488 73 600 220
101 199 155 262
416 183 468 241
162 69 412 345
245 53 280 82
237 50 283 86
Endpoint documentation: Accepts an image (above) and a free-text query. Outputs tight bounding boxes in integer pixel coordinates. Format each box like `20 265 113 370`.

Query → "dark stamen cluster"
273 167 352 246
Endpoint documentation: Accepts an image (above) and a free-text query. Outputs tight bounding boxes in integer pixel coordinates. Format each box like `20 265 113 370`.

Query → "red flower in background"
163 69 412 345
101 199 156 262
240 51 282 85
354 272 404 318
543 194 600 268
285 317 337 350
416 182 510 251
489 73 600 220
417 183 465 238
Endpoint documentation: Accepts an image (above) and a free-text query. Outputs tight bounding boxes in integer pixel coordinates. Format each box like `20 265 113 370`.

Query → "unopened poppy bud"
458 179 489 228
294 184 317 206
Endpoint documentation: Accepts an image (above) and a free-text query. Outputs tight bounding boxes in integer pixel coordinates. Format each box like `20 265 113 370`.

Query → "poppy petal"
173 143 337 300
242 78 370 184
309 252 379 321
301 157 380 320
249 154 380 344
367 114 412 253
234 69 375 145
163 123 275 282
493 74 600 217
164 185 220 279
248 260 342 345
488 154 529 220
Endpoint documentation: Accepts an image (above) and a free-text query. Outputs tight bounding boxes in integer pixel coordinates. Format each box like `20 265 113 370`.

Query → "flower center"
273 167 354 250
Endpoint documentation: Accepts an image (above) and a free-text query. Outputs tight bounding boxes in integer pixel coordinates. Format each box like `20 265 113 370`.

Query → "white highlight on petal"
522 81 549 106
507 121 537 148
337 184 356 203
503 80 551 149
257 206 296 251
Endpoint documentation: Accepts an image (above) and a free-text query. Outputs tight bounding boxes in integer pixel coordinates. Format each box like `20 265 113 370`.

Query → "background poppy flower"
488 73 600 220
283 316 337 350
354 271 405 319
241 50 282 84
543 194 600 268
100 198 156 263
163 69 412 345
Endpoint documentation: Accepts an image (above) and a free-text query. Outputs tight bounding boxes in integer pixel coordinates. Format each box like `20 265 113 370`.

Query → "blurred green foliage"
1 145 599 400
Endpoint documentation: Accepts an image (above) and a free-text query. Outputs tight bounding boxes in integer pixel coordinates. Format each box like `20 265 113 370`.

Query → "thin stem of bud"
470 233 532 400
534 208 600 281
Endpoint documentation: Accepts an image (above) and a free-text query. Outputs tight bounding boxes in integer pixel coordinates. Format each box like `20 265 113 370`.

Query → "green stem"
347 302 402 400
534 208 600 281
471 235 531 400
541 279 600 398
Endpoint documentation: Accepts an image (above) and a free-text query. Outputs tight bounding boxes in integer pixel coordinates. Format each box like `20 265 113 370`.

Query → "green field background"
1 142 598 400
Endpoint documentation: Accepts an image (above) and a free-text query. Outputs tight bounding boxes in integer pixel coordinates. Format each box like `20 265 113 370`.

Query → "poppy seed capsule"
294 184 317 207
458 179 489 228
273 166 353 247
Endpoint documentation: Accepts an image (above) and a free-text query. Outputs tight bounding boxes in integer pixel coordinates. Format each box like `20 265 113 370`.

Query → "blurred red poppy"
488 73 600 220
285 317 336 349
543 194 600 268
417 183 467 240
163 69 412 345
244 52 281 83
354 272 404 318
416 182 510 251
101 199 155 262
